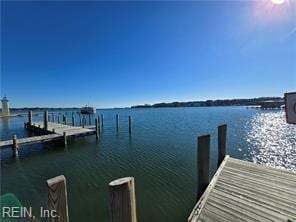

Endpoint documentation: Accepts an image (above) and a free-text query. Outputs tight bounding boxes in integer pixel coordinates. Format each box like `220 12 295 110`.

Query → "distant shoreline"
131 97 284 108
0 96 284 111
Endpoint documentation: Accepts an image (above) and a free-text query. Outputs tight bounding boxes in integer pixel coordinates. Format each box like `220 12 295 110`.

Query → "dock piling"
72 116 75 126
82 116 85 128
28 110 32 126
109 177 137 222
197 135 210 200
44 111 49 131
128 116 132 134
88 114 91 125
116 114 119 131
63 132 67 147
98 116 101 134
12 134 19 157
63 115 67 125
79 114 82 126
52 113 55 123
58 115 60 124
101 114 104 128
95 118 99 140
217 124 227 168
47 175 69 222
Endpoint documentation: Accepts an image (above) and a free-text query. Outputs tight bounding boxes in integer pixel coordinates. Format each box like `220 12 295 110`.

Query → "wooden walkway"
0 122 96 149
188 156 296 222
30 122 95 136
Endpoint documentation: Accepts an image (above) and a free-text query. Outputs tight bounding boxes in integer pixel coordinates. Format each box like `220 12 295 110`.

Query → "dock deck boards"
0 122 95 149
188 156 296 222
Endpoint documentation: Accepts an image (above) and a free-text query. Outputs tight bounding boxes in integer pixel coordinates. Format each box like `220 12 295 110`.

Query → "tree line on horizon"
131 97 284 108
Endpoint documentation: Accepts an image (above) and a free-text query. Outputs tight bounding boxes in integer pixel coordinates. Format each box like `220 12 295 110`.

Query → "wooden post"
52 113 55 123
82 116 85 128
47 175 69 222
58 115 60 124
63 115 67 125
44 111 48 131
197 135 210 200
88 114 91 125
101 114 104 128
63 132 67 147
95 118 99 140
217 124 227 168
128 116 132 134
79 115 82 126
109 177 137 222
98 116 101 134
28 110 32 126
52 128 55 133
72 116 75 126
12 134 19 157
116 114 119 131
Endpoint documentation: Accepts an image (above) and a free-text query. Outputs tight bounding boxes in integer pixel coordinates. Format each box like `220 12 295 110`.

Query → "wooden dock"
0 122 96 149
0 111 136 158
30 122 95 137
188 155 296 222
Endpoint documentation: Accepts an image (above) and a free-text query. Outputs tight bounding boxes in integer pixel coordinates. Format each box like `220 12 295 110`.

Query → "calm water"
1 107 296 221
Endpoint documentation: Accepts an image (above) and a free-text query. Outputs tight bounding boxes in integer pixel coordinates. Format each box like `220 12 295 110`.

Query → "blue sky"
1 1 295 108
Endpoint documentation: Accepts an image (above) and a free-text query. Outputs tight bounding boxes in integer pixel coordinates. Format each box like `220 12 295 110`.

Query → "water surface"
1 107 295 221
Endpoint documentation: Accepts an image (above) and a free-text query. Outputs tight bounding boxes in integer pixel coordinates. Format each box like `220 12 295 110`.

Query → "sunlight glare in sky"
271 0 285 5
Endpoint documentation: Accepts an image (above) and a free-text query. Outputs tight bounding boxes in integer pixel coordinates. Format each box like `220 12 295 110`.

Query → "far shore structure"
1 96 10 116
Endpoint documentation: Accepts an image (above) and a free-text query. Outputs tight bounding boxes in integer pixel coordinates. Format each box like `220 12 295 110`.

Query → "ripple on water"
246 111 296 171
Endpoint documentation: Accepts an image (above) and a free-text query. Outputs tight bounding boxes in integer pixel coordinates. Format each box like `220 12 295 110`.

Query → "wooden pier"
0 122 96 149
0 111 134 158
0 109 102 158
188 126 296 222
188 156 296 222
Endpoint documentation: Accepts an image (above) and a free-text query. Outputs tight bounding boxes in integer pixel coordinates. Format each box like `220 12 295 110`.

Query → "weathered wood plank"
188 157 296 222
109 177 137 222
47 175 69 222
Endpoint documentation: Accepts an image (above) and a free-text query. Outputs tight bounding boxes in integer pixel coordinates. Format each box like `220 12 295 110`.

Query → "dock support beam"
47 175 69 222
95 118 99 140
197 135 210 200
79 115 82 126
82 116 85 128
72 116 75 127
44 111 48 131
12 134 19 158
109 177 137 222
217 124 227 168
28 110 32 126
128 116 132 134
58 115 60 124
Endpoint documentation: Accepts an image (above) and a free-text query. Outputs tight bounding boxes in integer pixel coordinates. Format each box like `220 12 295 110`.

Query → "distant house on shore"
1 96 10 116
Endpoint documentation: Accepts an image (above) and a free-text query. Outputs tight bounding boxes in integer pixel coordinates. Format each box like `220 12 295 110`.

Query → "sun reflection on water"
246 111 296 171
